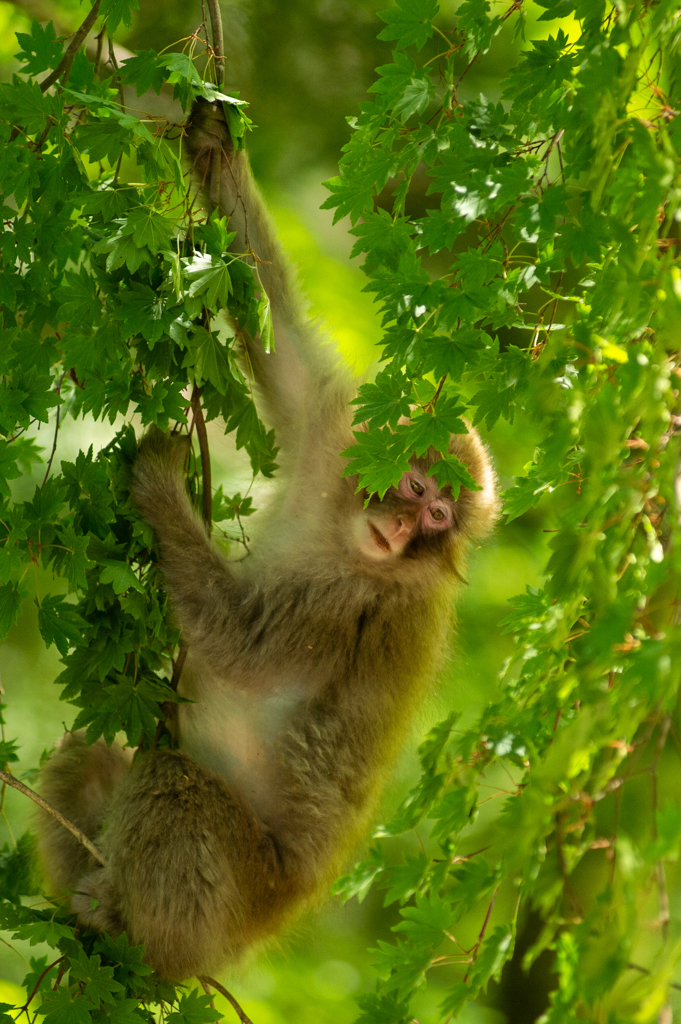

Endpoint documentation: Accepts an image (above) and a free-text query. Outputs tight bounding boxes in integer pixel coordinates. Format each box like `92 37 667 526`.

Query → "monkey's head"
352 432 498 573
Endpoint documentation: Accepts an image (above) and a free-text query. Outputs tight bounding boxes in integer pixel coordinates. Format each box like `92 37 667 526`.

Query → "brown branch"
428 374 447 411
191 386 212 531
40 0 101 93
0 768 106 866
21 955 64 1011
199 978 221 1023
170 643 189 691
463 886 499 983
41 374 66 487
200 976 254 1024
205 0 225 86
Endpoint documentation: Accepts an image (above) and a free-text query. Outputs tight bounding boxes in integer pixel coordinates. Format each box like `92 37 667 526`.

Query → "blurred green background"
0 1 557 1021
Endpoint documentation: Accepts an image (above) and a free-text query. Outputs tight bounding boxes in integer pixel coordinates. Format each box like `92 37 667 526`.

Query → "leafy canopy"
2 0 681 1022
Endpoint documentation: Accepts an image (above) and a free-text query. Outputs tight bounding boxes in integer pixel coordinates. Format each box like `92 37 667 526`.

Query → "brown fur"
36 99 499 981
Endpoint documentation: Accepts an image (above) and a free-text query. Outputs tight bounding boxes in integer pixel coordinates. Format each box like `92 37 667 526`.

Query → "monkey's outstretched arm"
132 430 239 650
186 100 347 440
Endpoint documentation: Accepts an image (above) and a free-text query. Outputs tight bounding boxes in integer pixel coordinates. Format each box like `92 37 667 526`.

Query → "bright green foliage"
0 7 274 1022
2 0 681 1021
324 0 681 1020
0 8 274 749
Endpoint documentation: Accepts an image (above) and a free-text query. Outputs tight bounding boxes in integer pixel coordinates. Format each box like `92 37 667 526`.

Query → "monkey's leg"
37 731 131 891
72 749 293 981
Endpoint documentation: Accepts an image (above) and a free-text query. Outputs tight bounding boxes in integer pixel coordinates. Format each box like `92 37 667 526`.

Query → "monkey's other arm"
130 428 241 650
186 100 346 445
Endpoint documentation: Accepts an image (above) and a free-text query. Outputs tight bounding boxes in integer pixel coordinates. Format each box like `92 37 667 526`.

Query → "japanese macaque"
37 99 499 981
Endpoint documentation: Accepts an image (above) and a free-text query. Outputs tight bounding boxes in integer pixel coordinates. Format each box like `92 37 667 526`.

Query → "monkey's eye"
430 507 446 522
410 479 425 496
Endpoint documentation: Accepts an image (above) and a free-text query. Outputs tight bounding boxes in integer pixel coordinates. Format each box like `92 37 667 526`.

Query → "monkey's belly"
176 673 304 822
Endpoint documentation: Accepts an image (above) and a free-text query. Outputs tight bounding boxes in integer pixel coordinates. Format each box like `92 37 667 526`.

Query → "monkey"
36 98 499 982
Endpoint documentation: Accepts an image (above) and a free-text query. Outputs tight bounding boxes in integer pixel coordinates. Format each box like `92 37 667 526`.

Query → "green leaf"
0 740 19 770
352 368 411 429
37 595 86 656
377 0 439 50
119 50 166 96
99 560 145 595
68 950 125 1007
393 77 434 120
120 207 175 254
332 846 385 903
184 327 231 392
341 429 412 498
257 292 274 353
165 991 220 1024
37 989 93 1024
99 0 140 34
15 20 62 75
183 253 232 309
426 453 482 498
0 581 26 639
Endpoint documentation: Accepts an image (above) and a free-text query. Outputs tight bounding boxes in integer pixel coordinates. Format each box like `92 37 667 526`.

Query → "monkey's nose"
392 517 413 543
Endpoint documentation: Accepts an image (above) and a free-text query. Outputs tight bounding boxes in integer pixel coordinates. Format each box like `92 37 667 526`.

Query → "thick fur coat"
37 100 499 980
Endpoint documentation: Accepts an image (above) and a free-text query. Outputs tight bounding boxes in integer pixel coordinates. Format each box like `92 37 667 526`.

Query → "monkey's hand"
131 428 191 531
186 99 233 182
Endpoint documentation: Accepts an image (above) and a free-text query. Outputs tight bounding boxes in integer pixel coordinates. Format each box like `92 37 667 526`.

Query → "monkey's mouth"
368 520 391 553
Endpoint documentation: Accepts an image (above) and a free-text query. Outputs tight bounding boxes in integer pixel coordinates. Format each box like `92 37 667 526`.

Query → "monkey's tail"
36 730 132 892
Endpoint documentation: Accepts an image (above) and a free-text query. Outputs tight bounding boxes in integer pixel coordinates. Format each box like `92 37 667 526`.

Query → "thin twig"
199 978 221 1023
205 0 225 85
40 0 101 93
21 955 65 1013
463 886 499 983
0 768 106 866
201 976 254 1024
41 376 65 487
93 26 106 77
170 643 189 691
627 962 681 991
427 374 447 412
191 386 212 530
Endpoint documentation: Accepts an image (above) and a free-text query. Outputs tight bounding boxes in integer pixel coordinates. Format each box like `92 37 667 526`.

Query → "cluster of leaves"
325 0 681 1020
0 5 275 1022
0 5 276 737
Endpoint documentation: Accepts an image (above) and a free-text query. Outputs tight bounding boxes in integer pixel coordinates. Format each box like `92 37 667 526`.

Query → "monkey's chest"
176 668 306 821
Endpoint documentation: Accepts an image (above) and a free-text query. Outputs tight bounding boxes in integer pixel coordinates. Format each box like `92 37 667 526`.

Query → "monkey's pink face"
356 468 454 562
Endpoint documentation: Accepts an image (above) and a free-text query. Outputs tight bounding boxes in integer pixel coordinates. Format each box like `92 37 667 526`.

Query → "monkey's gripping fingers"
130 428 191 530
186 99 233 174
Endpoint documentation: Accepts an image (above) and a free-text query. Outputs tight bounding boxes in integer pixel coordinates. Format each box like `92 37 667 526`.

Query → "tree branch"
200 977 254 1024
205 0 224 86
191 386 212 531
40 0 101 93
0 768 106 866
